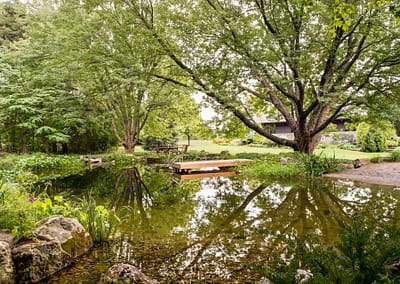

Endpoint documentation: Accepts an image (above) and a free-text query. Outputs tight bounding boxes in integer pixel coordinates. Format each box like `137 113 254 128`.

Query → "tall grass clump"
295 152 339 177
241 154 301 180
76 196 120 243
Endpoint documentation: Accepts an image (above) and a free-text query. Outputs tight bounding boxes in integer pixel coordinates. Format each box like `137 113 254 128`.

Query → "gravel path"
325 162 400 187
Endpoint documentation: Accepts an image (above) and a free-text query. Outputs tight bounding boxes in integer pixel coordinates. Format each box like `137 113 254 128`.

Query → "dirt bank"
325 162 400 187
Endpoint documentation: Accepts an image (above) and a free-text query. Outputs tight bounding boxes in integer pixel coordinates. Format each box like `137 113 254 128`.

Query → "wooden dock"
173 170 236 180
172 159 253 173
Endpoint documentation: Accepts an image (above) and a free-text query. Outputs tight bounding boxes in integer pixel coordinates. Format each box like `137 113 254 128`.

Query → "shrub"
0 183 37 241
391 148 400 162
356 121 397 152
356 122 370 145
361 128 388 152
337 143 358 151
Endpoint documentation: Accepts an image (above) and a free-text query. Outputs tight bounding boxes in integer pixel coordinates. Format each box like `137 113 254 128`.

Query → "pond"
38 165 400 283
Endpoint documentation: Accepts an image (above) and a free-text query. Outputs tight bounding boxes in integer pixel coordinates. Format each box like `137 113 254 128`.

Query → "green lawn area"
179 140 393 161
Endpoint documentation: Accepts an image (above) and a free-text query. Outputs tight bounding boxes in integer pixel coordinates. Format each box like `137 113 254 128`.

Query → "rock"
295 269 313 283
280 157 292 165
100 263 158 284
0 240 15 284
0 230 13 244
12 215 92 283
353 159 361 168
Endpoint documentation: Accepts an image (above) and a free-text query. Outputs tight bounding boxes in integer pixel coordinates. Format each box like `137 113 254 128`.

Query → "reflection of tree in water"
161 178 400 282
111 167 153 213
110 167 200 268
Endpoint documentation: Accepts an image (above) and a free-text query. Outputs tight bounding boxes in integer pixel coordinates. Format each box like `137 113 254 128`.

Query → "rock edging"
1 215 92 283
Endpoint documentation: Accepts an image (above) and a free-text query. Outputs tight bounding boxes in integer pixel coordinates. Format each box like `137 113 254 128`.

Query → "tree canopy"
0 0 399 154
130 0 400 153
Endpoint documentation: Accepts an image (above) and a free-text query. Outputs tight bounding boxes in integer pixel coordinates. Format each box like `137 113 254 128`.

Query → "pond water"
38 166 400 283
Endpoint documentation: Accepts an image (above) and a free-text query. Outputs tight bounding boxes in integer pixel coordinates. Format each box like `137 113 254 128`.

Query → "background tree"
0 1 25 46
75 0 193 153
131 0 400 153
0 1 116 153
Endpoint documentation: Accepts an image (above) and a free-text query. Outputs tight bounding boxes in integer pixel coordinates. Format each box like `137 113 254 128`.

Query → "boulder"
0 239 14 284
100 263 158 284
280 157 292 165
12 215 92 283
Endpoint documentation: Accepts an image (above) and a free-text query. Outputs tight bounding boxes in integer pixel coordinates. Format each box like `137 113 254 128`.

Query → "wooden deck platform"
172 159 253 173
173 170 236 180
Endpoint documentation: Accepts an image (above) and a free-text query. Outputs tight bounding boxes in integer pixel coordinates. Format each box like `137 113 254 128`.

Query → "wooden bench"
155 144 178 154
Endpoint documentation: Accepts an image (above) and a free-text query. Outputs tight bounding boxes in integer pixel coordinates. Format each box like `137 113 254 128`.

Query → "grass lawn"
179 140 393 161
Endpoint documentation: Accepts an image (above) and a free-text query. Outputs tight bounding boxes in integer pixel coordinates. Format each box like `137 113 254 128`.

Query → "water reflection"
41 168 400 283
110 167 153 216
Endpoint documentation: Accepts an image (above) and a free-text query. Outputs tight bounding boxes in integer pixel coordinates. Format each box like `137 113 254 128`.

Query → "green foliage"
0 2 25 46
142 136 178 151
0 175 119 243
357 121 397 152
337 143 358 151
263 207 400 283
323 123 338 133
356 122 370 145
0 154 87 188
0 182 37 241
391 148 400 162
76 196 120 243
295 152 339 177
16 153 82 173
242 152 339 179
13 153 86 183
362 129 387 152
33 195 77 220
242 154 300 179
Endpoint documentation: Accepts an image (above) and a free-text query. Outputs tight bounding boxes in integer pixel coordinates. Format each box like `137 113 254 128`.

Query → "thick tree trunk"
122 127 140 153
293 131 323 154
122 136 135 153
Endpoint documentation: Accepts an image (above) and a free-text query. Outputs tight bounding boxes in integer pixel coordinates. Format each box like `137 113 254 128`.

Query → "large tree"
80 0 190 153
128 0 400 153
0 1 117 153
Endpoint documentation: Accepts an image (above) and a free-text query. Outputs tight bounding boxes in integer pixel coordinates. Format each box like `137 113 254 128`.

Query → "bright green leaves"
0 1 25 46
327 0 355 37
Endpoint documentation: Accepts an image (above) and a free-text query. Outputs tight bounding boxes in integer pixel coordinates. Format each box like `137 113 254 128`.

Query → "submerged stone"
100 263 158 284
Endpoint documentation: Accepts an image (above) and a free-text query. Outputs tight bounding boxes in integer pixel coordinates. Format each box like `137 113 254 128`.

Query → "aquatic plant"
76 196 120 243
33 195 78 219
0 153 86 184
